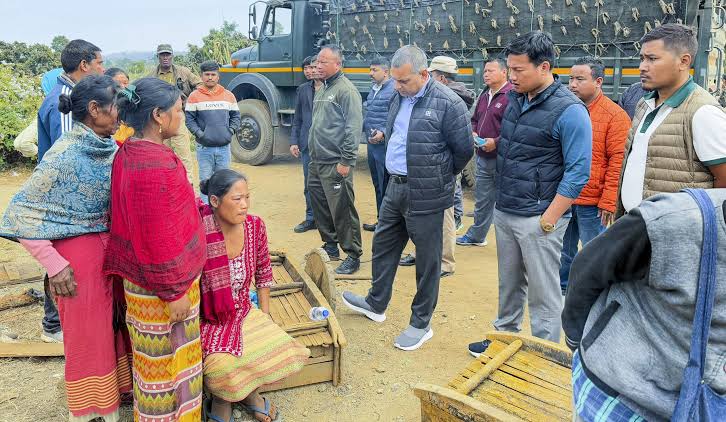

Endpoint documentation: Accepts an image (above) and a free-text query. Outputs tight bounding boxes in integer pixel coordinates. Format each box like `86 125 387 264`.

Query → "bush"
0 64 42 166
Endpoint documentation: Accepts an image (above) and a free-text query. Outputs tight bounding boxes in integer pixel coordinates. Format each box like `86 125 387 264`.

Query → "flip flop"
204 397 233 422
245 397 281 422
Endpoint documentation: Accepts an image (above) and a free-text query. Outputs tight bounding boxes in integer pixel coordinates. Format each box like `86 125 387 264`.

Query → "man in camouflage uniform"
148 44 202 184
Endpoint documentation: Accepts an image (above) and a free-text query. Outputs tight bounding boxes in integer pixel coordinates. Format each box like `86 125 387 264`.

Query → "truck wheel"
461 157 476 188
231 99 274 165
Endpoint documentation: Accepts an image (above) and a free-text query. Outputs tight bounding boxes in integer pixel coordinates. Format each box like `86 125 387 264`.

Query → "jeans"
559 205 605 292
196 143 231 203
493 209 569 343
454 175 463 220
301 149 314 222
42 274 61 334
464 156 496 242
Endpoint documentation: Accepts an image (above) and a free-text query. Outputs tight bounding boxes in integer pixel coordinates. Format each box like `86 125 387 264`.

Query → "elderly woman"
103 77 207 422
199 169 309 422
0 75 132 422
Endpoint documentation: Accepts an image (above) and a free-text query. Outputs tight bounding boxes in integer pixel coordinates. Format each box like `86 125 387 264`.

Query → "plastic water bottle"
308 306 330 321
249 291 259 309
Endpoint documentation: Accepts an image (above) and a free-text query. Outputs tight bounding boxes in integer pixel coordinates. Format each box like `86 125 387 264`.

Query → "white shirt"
621 90 726 212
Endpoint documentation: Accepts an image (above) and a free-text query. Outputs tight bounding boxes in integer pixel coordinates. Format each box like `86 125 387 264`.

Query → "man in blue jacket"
35 39 104 344
290 56 321 233
362 58 395 232
469 32 592 354
38 39 105 162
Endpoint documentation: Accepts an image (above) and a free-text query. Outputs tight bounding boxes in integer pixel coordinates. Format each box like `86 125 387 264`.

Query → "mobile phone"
474 137 487 147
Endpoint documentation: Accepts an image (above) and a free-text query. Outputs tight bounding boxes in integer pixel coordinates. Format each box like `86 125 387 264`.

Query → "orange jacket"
574 92 631 212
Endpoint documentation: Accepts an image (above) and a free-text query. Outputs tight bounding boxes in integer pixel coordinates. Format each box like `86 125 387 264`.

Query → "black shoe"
362 222 377 232
399 254 415 266
322 243 340 261
294 220 317 233
468 339 492 358
440 271 454 278
335 256 360 275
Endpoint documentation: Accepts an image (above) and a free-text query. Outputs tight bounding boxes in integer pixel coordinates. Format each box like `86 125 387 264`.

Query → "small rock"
381 379 388 386
392 382 401 392
232 408 243 419
303 411 309 417
376 388 384 394
346 383 353 391
317 384 327 393
469 315 476 320
442 313 448 318
375 367 386 373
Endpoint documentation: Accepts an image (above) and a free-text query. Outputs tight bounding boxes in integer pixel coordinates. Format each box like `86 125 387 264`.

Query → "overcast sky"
1 0 255 53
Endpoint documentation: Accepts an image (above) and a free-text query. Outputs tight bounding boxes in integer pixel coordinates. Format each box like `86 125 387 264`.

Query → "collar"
489 80 512 96
519 80 560 107
324 71 343 86
644 77 696 109
586 91 604 111
59 72 77 88
158 65 174 75
199 85 221 95
407 76 431 100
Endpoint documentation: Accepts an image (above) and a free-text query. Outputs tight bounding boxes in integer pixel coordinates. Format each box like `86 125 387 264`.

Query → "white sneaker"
394 326 434 351
41 330 63 343
341 292 386 323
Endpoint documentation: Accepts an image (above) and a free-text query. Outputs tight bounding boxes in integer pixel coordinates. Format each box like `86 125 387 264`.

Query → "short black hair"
61 39 102 73
104 67 128 79
431 70 456 81
58 75 119 122
116 77 181 134
485 58 508 71
200 169 248 200
302 56 315 67
370 58 390 70
574 56 605 80
640 23 698 59
200 60 220 73
504 31 555 69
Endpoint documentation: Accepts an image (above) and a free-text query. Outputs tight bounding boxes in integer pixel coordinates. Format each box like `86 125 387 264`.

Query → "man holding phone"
458 58 513 246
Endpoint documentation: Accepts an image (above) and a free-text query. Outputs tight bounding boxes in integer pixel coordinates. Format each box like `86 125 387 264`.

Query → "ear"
79 60 89 73
595 77 604 88
151 107 164 126
210 195 220 208
541 61 552 73
87 100 100 119
680 53 693 70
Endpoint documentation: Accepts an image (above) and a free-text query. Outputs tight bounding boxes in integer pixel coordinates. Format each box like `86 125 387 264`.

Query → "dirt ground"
0 146 534 422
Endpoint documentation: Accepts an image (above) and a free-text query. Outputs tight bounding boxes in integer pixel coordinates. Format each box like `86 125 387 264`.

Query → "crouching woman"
199 169 309 422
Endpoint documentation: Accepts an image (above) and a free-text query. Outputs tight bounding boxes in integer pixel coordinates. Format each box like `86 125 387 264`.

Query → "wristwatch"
539 216 555 233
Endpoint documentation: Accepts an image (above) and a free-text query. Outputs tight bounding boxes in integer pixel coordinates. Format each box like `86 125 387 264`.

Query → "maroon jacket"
471 81 513 158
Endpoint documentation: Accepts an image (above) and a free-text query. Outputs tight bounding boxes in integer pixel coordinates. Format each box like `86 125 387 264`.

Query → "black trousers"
365 178 444 329
307 162 363 259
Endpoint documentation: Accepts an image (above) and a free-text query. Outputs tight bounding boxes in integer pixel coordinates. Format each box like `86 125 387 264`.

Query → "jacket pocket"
535 167 541 204
581 300 621 351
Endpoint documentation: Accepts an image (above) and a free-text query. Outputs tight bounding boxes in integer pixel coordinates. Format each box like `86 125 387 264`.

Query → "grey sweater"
563 190 726 420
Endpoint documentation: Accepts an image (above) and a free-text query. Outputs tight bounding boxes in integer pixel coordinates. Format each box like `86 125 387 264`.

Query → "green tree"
175 21 254 71
51 35 69 54
0 64 42 165
0 41 60 76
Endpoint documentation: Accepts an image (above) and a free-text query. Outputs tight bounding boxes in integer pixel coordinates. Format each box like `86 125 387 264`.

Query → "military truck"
220 0 725 165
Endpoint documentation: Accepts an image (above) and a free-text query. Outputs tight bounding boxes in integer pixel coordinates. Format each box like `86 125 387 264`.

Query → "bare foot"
244 394 277 422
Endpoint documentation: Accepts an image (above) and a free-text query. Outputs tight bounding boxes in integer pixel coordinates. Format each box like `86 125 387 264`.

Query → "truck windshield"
262 6 292 36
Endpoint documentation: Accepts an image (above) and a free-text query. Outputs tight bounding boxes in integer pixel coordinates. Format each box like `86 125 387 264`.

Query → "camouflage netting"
327 0 695 62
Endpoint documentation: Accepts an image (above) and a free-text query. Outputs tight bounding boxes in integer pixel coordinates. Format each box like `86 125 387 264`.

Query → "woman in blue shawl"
0 75 133 422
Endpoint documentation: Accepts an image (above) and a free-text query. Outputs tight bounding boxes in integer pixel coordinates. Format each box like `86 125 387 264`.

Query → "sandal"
204 397 233 422
244 397 281 422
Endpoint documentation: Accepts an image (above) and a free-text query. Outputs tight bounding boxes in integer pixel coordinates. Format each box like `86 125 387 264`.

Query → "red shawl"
103 139 206 301
199 203 236 323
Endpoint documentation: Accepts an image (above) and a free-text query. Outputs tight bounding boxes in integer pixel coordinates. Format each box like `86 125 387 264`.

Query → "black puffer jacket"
384 78 474 215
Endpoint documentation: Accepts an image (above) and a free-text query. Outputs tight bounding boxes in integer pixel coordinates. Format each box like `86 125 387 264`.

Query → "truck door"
258 3 294 86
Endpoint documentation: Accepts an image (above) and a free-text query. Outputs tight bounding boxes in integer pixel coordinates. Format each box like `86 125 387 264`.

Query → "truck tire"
231 99 274 165
461 157 476 188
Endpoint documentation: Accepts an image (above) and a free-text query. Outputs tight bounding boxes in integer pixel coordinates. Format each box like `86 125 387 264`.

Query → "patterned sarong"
124 278 203 422
203 308 309 402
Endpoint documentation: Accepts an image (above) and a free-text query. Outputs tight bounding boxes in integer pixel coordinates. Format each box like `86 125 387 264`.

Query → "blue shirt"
522 97 592 199
385 78 429 175
37 75 74 162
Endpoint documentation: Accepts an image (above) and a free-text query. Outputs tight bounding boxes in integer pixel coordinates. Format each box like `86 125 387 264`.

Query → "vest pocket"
535 168 541 204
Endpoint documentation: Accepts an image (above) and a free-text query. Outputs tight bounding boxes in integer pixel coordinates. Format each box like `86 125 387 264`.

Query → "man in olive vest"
617 24 726 215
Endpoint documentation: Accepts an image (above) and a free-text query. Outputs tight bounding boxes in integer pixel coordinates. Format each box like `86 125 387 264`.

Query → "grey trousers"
366 180 444 329
307 162 363 259
464 156 497 243
492 209 569 342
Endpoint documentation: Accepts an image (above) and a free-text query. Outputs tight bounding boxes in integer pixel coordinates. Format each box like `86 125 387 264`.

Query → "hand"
483 138 496 153
49 265 76 297
168 294 191 323
290 145 300 158
336 163 350 177
369 130 384 144
599 209 615 227
540 212 558 232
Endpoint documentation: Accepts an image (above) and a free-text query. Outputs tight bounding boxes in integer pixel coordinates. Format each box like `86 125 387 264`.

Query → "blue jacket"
185 86 241 147
496 81 592 216
363 79 395 136
37 74 74 162
291 81 315 151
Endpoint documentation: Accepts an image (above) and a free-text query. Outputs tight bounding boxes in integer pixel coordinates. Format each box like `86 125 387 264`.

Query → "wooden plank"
473 381 541 421
290 291 313 320
258 360 334 393
268 298 285 325
487 370 571 411
269 282 303 292
333 273 372 281
483 341 572 387
308 345 330 359
473 379 571 420
276 295 299 325
458 340 522 394
283 293 308 322
471 355 572 396
413 383 515 422
0 342 64 358
485 331 572 367
283 320 328 334
276 264 295 284
287 327 327 339
270 287 303 298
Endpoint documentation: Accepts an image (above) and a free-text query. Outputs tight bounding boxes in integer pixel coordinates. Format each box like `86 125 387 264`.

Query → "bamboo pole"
456 340 522 395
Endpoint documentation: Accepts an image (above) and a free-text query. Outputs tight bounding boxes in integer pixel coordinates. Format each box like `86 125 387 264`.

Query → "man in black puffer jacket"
342 45 473 351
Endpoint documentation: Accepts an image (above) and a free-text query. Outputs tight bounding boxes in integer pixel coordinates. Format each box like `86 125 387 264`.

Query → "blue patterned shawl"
0 123 118 240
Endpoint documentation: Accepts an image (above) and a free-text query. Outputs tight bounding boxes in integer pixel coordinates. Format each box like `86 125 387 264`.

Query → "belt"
390 174 407 184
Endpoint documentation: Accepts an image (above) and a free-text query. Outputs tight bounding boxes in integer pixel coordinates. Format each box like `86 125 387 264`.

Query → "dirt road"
0 147 527 422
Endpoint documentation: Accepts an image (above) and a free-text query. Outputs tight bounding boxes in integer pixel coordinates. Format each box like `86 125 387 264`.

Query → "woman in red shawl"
198 169 308 422
104 78 206 422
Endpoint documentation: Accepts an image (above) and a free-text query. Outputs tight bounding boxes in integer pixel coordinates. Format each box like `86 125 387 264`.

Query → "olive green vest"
616 84 718 216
